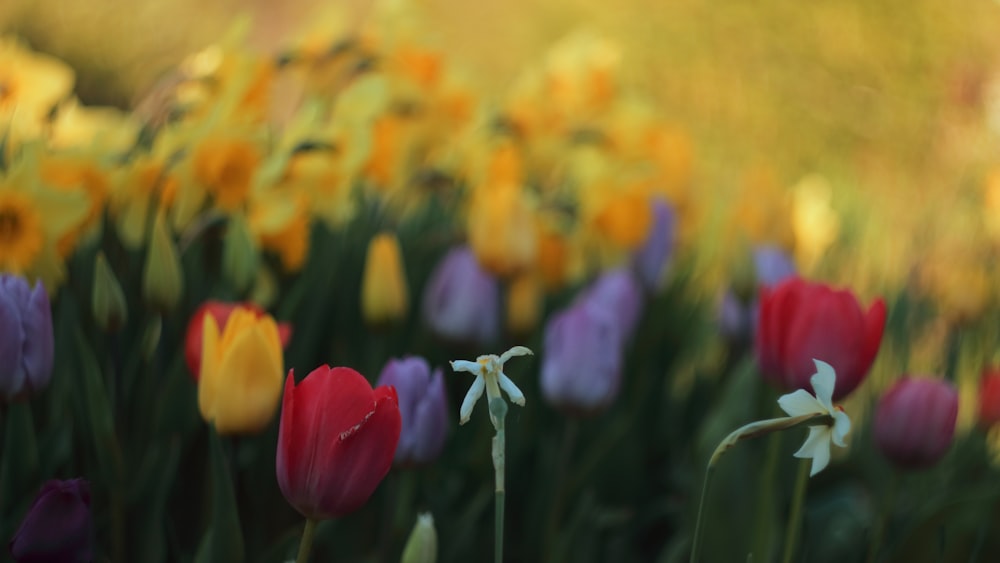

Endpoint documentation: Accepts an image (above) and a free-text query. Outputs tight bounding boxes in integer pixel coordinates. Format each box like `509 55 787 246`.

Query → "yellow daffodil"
248 187 311 273
0 36 74 145
109 156 178 248
198 307 284 435
37 152 111 256
48 98 139 153
361 232 409 326
0 150 87 288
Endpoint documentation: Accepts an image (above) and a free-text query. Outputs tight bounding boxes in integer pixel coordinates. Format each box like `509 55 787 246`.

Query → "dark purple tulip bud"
541 302 624 415
0 275 54 402
632 199 676 291
376 357 449 467
873 377 958 470
422 246 500 345
9 479 93 563
577 268 643 344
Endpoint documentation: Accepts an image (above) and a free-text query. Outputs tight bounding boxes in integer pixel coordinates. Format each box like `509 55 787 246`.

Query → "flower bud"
631 198 676 291
422 246 500 345
92 252 128 332
362 232 409 327
756 278 885 401
377 357 448 467
277 366 401 519
143 210 184 313
577 268 643 344
0 274 54 402
222 213 258 295
401 513 437 563
9 479 93 563
467 183 537 278
979 368 1000 428
198 307 284 435
541 301 623 415
873 377 958 470
506 274 541 335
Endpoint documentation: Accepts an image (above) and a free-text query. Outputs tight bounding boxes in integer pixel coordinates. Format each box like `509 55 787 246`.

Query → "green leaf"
131 439 181 563
75 329 123 482
0 402 39 537
194 425 245 563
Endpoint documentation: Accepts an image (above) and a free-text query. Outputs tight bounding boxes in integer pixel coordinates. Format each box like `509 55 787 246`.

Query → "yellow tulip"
198 307 284 435
467 183 538 278
506 274 541 335
361 233 409 326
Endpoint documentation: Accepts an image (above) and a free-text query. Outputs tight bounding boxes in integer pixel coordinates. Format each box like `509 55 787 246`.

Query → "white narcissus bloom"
778 359 852 476
450 346 533 428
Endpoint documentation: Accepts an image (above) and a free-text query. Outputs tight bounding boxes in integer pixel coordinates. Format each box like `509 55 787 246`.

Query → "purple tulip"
577 268 643 344
422 246 500 345
752 245 797 288
376 357 449 467
632 199 676 291
0 275 54 402
873 377 958 470
541 302 624 415
9 479 93 563
717 245 796 341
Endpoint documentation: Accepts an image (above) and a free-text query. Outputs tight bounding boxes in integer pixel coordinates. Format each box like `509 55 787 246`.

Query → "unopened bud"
401 513 437 563
222 214 258 294
143 211 184 313
92 252 127 332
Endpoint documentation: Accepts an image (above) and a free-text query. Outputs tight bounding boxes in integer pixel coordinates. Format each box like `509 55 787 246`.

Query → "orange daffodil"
198 306 284 435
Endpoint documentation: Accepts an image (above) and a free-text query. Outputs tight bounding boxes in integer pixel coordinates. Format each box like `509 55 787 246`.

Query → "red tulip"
276 366 401 520
873 377 958 470
185 301 292 380
756 277 886 401
979 368 1000 428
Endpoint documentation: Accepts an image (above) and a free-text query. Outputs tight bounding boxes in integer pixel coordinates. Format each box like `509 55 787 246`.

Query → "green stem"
296 518 318 563
867 473 900 563
781 458 811 563
750 432 784 561
489 398 508 563
689 465 715 563
543 419 578 559
495 489 505 563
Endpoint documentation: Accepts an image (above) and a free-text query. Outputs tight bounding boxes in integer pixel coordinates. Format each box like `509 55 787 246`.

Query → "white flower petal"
810 359 837 410
831 409 851 447
498 373 526 406
793 426 833 476
778 389 824 417
500 345 533 364
459 376 486 425
451 360 482 375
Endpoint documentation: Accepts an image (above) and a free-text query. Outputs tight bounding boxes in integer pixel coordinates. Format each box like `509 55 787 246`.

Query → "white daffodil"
777 359 852 476
450 346 533 428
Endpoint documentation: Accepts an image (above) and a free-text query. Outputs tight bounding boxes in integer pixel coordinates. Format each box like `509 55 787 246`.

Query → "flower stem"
489 398 509 563
689 465 716 563
781 457 811 563
543 419 578 560
867 473 900 563
295 518 318 563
